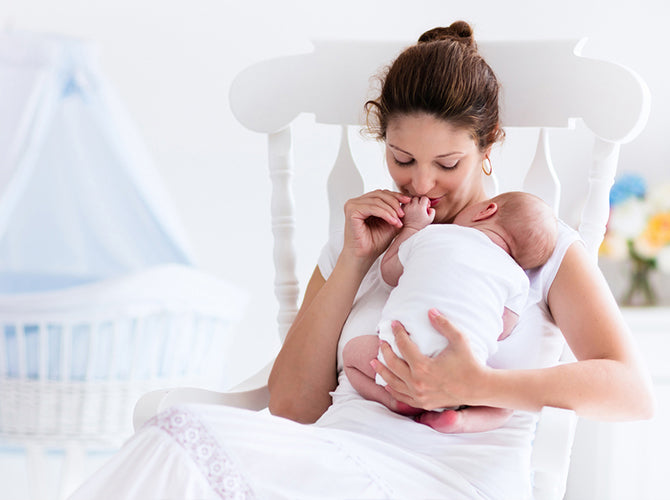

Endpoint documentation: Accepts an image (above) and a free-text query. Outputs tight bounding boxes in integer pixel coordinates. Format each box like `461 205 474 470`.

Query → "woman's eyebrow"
388 144 411 155
388 144 463 158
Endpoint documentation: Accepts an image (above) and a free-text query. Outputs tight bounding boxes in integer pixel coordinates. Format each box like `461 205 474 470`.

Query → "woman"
70 21 654 500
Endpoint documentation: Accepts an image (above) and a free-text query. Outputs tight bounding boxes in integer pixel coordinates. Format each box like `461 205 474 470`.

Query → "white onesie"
376 224 529 385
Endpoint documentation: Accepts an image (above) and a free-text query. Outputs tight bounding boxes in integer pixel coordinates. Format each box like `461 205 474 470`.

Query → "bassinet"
0 264 245 447
0 31 247 499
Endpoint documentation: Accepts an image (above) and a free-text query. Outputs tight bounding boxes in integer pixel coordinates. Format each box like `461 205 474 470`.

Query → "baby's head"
491 192 557 269
454 191 557 269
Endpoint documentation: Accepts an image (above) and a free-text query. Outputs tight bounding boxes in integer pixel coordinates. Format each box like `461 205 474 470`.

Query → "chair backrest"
229 38 649 500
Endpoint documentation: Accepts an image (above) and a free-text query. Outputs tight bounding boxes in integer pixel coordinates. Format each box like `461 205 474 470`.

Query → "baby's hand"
402 197 435 231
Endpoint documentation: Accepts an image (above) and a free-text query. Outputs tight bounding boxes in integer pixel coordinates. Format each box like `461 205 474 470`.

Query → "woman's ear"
472 202 498 222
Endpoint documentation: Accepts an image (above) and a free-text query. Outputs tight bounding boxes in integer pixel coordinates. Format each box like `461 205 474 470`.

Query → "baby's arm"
380 197 435 286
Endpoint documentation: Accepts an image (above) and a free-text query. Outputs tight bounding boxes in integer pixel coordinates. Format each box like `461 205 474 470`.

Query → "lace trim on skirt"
147 406 255 500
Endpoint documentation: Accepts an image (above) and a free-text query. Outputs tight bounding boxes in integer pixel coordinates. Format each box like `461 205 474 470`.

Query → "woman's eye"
438 162 458 170
393 157 414 166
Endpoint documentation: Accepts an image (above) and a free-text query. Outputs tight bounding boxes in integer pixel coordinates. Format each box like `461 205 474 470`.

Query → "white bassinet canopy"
0 31 195 293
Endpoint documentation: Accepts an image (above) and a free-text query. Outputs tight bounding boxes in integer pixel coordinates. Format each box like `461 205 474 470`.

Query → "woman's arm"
268 190 409 423
374 242 656 421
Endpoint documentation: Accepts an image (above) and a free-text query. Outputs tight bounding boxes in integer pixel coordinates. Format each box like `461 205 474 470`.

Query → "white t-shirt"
378 224 529 364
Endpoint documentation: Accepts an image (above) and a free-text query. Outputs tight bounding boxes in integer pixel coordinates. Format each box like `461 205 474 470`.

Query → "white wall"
2 0 669 385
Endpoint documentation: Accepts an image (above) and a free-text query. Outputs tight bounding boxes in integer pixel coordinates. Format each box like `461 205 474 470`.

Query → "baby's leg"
342 336 422 416
416 406 513 434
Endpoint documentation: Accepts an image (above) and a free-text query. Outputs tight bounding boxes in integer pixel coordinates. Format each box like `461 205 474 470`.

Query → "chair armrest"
133 361 273 431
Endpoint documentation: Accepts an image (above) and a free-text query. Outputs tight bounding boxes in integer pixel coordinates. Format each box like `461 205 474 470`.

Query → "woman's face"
385 113 489 224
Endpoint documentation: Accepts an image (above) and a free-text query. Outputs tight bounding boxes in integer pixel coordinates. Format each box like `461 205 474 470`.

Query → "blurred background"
1 0 668 498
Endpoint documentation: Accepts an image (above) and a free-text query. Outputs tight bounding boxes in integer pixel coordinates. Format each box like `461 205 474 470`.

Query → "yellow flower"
605 177 670 275
642 212 670 247
633 212 670 258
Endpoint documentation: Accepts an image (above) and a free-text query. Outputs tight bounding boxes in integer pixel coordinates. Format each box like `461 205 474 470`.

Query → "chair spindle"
268 128 299 341
523 128 561 215
327 126 365 234
579 137 620 257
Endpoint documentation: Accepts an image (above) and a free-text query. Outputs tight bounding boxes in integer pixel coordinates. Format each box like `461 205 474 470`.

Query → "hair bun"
418 21 476 49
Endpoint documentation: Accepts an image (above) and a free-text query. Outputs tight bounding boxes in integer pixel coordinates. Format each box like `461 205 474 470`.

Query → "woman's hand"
343 189 410 262
372 309 489 410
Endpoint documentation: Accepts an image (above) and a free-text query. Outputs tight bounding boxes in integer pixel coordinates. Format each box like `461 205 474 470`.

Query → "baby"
343 191 558 433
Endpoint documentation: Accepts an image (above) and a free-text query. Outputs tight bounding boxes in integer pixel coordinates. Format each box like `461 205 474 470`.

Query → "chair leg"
26 444 47 500
57 443 85 500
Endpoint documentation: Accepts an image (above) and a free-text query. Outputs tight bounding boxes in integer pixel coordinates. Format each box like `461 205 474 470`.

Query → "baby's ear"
473 202 498 222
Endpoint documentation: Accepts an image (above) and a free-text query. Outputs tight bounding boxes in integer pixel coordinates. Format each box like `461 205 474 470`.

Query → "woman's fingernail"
428 308 440 318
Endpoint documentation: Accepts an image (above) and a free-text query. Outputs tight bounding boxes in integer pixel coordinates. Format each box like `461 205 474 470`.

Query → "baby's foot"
416 409 463 433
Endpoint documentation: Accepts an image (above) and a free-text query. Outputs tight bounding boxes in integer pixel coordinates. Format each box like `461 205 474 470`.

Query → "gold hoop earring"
482 157 493 176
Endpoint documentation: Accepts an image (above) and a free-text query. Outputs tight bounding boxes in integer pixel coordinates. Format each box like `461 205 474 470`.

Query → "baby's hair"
492 191 558 269
364 20 504 152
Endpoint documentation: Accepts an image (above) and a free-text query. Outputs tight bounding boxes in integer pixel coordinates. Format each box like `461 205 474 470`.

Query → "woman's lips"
403 195 443 208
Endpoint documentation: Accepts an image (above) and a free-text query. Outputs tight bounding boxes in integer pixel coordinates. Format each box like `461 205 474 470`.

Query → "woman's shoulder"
545 219 583 281
555 219 582 257
526 219 583 306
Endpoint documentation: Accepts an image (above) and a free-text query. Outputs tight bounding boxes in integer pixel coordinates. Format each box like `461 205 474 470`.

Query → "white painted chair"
134 38 649 500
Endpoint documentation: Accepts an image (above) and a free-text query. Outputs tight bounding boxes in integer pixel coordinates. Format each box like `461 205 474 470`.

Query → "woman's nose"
411 166 435 196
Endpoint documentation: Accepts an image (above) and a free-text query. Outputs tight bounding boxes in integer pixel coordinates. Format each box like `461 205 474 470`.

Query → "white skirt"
68 403 487 500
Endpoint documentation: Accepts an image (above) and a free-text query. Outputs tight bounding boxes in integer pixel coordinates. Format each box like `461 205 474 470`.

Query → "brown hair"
492 191 558 270
365 21 504 151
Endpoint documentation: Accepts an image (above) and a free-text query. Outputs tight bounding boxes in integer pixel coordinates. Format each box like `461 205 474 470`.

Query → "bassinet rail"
0 264 245 447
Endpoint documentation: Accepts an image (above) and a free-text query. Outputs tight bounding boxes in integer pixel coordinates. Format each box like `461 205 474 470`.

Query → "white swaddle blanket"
375 225 528 386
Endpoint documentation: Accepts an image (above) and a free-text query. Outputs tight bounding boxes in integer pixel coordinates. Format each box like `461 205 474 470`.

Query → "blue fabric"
0 33 194 294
